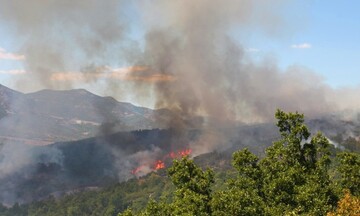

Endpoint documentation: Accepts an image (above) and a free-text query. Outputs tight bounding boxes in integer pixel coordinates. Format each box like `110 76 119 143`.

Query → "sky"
233 0 360 88
0 0 359 99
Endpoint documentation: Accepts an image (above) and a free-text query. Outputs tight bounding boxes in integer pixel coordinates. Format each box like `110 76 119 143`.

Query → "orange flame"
178 149 192 157
131 165 146 175
166 148 192 159
131 147 192 175
154 160 165 170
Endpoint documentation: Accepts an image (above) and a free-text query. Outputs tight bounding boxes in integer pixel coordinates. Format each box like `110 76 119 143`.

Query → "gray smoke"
0 143 62 177
1 0 358 122
0 0 128 90
0 143 64 205
128 1 340 124
1 0 360 204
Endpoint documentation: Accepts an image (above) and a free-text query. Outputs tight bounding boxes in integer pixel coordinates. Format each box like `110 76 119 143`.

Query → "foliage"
120 109 347 216
327 190 360 216
168 157 214 216
337 152 360 196
212 110 338 215
332 134 360 153
0 172 174 216
1 109 360 216
211 149 265 215
119 157 215 216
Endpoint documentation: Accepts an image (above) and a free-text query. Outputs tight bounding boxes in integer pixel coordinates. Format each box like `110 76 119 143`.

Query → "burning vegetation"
131 148 192 176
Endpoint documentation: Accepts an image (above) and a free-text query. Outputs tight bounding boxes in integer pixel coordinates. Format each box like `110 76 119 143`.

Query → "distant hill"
1 116 359 205
0 128 202 205
1 83 360 206
0 84 24 119
0 84 170 145
0 125 274 205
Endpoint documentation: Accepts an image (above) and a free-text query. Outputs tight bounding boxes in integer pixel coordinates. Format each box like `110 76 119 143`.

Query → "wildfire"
154 160 165 170
131 165 146 175
131 148 192 175
178 149 192 157
165 148 192 159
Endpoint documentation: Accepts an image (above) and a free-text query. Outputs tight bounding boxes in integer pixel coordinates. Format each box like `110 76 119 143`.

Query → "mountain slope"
0 84 168 145
0 113 359 205
0 128 201 205
0 84 24 118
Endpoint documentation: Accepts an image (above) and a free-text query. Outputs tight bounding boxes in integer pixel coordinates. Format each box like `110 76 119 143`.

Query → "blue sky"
287 0 360 88
0 0 359 91
238 0 360 88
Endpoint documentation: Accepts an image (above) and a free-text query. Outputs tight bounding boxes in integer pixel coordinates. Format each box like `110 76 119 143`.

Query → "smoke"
0 143 64 205
114 145 164 178
0 143 63 177
1 0 360 204
0 0 128 91
1 0 358 122
127 1 340 124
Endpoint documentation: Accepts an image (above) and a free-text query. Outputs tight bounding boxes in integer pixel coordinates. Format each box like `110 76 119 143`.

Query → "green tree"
120 156 214 216
115 109 352 215
337 152 360 196
212 149 265 215
118 208 134 216
167 156 214 216
212 109 337 215
263 110 337 215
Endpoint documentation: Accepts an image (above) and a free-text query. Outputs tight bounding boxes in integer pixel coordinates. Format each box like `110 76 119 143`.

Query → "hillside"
0 128 202 205
0 84 169 145
0 122 278 205
1 117 359 205
0 151 233 216
1 84 360 207
0 110 358 216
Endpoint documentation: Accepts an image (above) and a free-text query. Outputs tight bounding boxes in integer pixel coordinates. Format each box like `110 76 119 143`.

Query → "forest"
0 110 359 216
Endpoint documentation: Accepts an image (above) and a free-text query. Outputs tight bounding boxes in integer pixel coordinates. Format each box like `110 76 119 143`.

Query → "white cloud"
0 47 25 60
291 43 312 49
0 69 26 75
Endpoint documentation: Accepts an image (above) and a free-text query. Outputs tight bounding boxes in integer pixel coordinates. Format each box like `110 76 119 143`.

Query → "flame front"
131 148 192 176
154 160 165 170
165 148 192 159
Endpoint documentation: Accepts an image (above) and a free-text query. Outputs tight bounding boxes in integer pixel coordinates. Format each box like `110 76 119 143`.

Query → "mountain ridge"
0 84 168 145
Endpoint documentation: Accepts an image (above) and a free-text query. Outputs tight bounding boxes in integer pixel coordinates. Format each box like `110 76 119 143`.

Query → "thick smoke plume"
1 0 360 204
0 0 128 90
131 1 330 124
1 0 358 122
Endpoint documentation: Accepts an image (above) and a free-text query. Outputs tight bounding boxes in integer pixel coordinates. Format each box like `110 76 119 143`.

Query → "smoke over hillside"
0 1 343 148
0 0 360 205
1 0 359 123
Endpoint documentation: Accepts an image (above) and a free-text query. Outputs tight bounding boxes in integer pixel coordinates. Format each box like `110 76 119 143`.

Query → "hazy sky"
0 0 359 104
